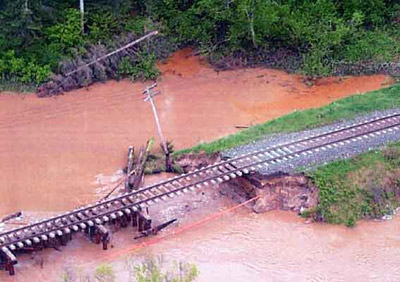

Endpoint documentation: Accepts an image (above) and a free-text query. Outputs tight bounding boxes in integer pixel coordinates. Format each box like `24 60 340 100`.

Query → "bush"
46 9 84 55
94 264 115 282
61 257 199 282
0 50 51 84
128 257 199 282
117 53 160 81
342 29 400 63
39 33 174 96
3 1 400 91
88 12 120 43
125 17 151 35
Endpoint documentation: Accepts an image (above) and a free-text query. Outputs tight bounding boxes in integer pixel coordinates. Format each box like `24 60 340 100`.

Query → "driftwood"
134 218 177 240
100 139 153 201
129 139 154 191
125 146 135 191
0 211 22 223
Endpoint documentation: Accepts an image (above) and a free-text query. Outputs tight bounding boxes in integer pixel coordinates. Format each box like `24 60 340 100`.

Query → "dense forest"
1 0 400 94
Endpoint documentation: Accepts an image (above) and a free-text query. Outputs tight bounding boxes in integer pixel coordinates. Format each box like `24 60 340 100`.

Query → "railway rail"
1 111 400 275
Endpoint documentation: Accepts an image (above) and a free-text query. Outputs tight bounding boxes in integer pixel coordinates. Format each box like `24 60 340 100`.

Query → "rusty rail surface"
1 111 400 274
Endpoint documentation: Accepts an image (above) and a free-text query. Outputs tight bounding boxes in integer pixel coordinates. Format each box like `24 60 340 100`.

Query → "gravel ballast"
222 108 400 175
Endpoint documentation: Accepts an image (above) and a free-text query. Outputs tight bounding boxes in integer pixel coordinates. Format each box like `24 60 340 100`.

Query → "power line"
65 31 158 77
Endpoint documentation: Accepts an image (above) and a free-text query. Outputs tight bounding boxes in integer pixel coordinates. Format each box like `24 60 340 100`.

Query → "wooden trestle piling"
0 144 159 276
0 247 17 275
125 146 135 191
0 206 154 276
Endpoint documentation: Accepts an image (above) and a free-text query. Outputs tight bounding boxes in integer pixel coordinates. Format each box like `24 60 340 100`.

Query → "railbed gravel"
222 108 400 175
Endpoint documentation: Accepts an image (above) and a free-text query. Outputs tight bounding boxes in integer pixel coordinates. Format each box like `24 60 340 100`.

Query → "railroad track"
1 111 400 255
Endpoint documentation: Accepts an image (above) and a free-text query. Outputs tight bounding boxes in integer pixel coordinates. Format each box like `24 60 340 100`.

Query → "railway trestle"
2 111 400 276
0 208 152 275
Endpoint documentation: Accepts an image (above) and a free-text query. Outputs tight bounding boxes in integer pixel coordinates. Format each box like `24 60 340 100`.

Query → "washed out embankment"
176 106 400 225
0 48 392 217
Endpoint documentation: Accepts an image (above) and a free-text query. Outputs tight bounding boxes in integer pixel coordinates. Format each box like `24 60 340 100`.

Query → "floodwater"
3 184 400 281
0 48 392 216
0 48 398 281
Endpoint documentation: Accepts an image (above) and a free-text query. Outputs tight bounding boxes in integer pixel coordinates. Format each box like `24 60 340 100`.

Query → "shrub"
117 53 159 81
0 50 51 84
342 29 400 63
46 9 84 55
128 257 199 282
94 264 115 282
131 53 160 81
125 17 150 35
88 12 120 43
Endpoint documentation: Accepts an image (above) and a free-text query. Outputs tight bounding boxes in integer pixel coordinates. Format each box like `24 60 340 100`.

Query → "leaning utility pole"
142 83 168 154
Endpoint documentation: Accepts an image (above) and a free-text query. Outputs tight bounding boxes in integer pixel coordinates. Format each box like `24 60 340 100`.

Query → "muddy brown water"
2 180 400 281
0 49 397 280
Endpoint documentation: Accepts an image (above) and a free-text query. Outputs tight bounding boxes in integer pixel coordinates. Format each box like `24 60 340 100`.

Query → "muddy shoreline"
0 49 391 217
1 48 399 281
2 170 400 281
175 152 318 218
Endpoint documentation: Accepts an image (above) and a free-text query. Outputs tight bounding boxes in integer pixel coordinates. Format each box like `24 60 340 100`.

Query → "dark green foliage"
38 33 176 96
87 11 120 43
342 29 400 63
46 9 84 55
1 0 400 89
0 50 50 84
117 52 159 81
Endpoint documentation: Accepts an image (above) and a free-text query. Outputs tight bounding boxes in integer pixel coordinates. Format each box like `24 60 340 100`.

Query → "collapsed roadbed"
176 153 318 216
3 109 400 276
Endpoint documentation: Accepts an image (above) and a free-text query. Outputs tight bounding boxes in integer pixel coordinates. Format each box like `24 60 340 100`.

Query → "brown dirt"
2 178 400 281
219 172 318 214
175 152 220 172
0 48 392 216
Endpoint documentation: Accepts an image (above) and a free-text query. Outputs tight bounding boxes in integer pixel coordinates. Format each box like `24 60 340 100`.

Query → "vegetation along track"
2 111 400 254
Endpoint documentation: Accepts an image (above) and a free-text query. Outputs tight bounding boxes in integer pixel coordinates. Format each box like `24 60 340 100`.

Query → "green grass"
176 83 400 156
309 143 400 226
0 80 37 93
174 82 400 226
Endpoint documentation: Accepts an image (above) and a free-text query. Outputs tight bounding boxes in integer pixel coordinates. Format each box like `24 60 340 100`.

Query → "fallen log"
134 218 177 240
130 138 154 191
0 212 22 224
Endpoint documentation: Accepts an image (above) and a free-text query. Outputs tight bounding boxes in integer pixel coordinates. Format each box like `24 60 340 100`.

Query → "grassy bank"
310 143 400 226
176 83 400 156
175 83 400 226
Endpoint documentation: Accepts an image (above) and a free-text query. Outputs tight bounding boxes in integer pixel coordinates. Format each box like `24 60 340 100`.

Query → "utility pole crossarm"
142 84 168 154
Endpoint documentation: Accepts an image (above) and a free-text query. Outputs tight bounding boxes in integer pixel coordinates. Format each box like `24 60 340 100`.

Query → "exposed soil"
175 152 220 172
2 174 400 281
220 172 318 215
0 48 391 216
176 153 318 216
0 48 397 280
